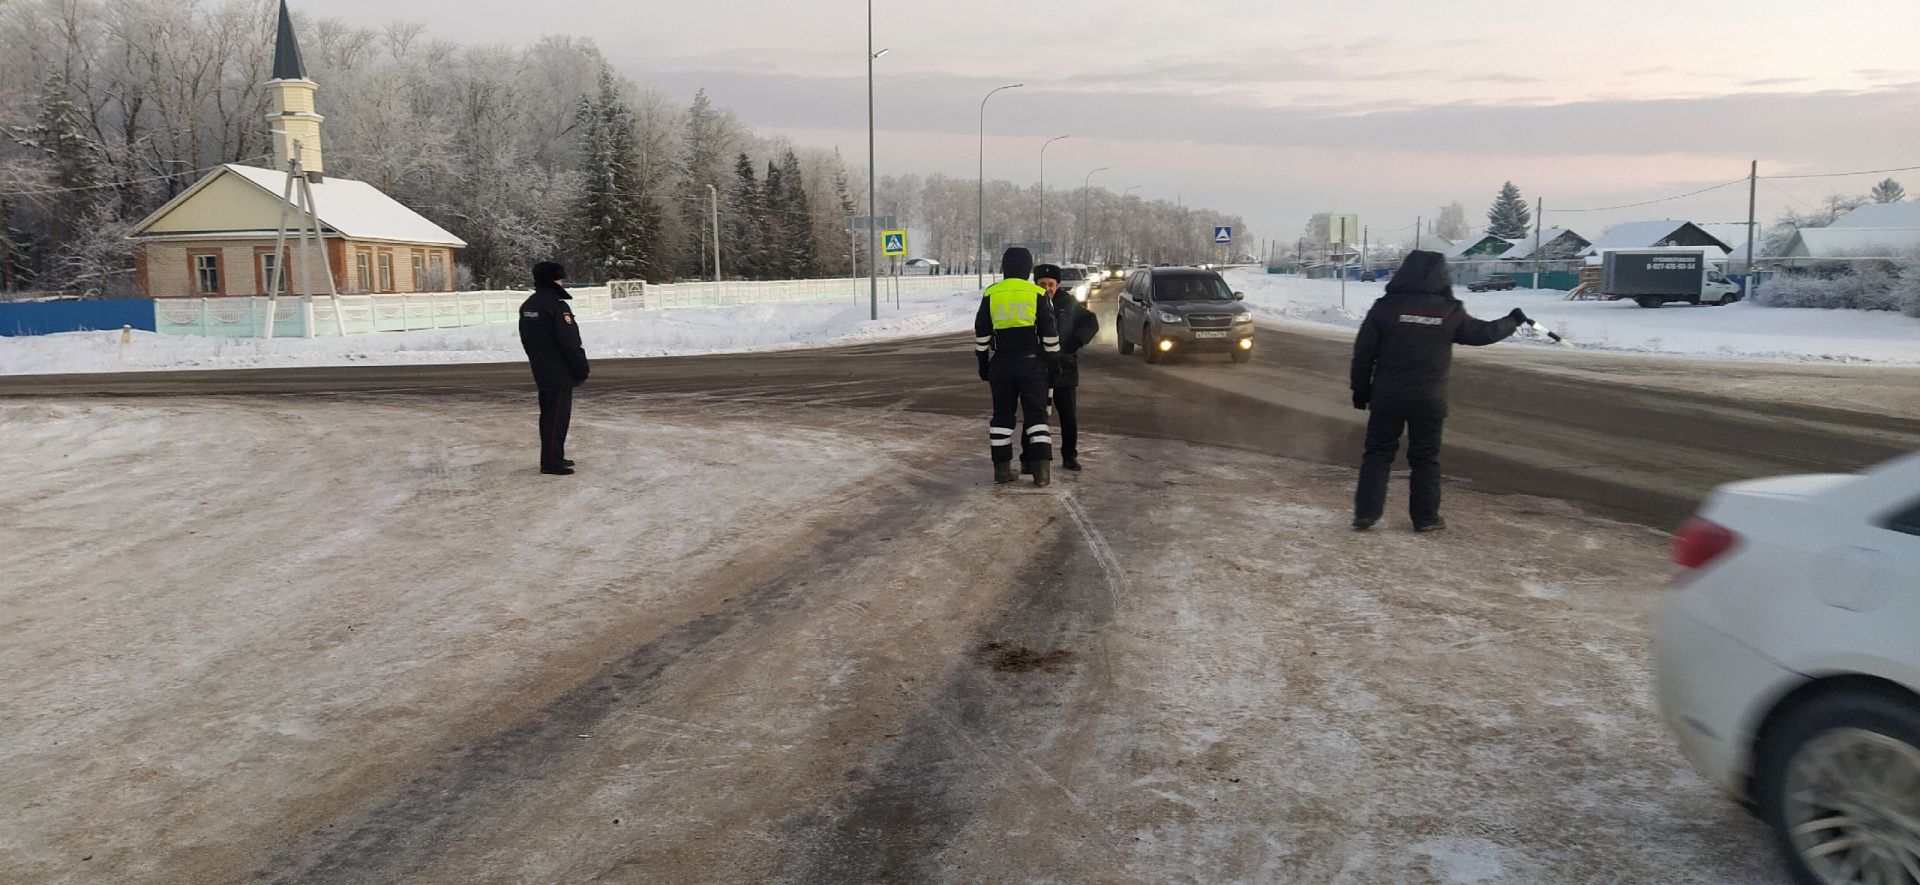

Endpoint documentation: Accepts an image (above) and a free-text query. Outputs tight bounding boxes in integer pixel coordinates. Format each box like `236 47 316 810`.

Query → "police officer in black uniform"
975 247 1061 486
518 261 590 475
1349 250 1527 531
1032 263 1099 471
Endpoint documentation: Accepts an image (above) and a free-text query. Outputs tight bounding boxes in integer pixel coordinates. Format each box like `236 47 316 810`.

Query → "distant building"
1774 202 1920 258
1499 227 1591 262
1442 235 1516 260
126 1 463 298
1779 227 1920 259
1577 221 1732 258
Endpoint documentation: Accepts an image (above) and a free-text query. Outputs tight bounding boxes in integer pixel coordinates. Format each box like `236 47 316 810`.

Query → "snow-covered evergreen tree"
1485 182 1531 239
778 151 817 277
570 69 659 283
1872 178 1906 204
725 152 764 279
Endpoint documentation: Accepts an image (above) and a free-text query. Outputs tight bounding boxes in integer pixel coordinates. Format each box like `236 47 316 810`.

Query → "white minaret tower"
265 0 323 180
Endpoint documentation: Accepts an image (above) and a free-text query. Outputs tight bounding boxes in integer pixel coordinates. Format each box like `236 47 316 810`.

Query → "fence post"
201 298 212 336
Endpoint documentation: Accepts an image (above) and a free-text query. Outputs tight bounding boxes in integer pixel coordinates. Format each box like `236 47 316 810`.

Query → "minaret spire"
265 0 323 179
272 0 307 81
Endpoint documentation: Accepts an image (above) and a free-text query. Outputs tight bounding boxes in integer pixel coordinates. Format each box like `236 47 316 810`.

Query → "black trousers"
989 357 1051 464
1355 410 1445 524
538 387 573 468
1051 385 1078 459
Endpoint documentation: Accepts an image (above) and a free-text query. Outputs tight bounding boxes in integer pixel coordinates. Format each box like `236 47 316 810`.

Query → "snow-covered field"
0 288 979 375
1227 268 1920 365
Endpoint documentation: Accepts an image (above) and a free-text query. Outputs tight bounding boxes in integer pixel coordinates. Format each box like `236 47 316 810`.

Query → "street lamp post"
977 83 1021 287
866 2 886 320
1037 134 1070 259
1079 166 1108 263
1121 185 1139 262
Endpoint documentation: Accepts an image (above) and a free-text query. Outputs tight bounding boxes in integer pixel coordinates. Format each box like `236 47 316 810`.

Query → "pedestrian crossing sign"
1213 226 1233 245
882 230 908 256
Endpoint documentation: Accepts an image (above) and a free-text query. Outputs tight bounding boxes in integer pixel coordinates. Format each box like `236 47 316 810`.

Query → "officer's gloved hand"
1352 390 1369 411
977 353 991 382
1508 308 1532 326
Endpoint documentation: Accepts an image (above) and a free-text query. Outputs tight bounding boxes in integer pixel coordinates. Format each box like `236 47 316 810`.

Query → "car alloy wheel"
1781 727 1920 885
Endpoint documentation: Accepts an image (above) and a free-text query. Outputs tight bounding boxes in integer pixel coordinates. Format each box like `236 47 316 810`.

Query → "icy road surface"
0 397 1782 883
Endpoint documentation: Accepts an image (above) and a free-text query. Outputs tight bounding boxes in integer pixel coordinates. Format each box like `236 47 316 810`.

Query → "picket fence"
610 276 976 310
153 288 613 338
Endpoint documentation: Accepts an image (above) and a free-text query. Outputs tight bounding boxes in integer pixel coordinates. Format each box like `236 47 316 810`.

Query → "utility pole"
1532 197 1543 289
1415 215 1422 251
978 83 1021 288
866 0 880 320
1745 159 1759 298
1362 226 1369 280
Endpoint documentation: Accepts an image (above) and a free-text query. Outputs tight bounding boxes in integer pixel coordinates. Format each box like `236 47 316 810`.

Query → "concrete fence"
152 289 613 338
610 276 978 310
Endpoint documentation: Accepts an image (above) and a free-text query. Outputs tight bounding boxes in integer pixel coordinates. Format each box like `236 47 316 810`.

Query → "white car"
1654 451 1920 885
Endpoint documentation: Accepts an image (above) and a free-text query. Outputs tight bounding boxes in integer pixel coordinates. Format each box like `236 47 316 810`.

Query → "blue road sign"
1213 226 1233 245
882 230 908 256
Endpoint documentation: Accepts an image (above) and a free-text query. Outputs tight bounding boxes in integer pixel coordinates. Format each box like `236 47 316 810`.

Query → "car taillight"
1673 518 1739 570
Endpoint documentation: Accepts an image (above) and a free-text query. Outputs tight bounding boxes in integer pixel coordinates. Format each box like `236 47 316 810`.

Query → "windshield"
1153 275 1233 302
1058 268 1086 281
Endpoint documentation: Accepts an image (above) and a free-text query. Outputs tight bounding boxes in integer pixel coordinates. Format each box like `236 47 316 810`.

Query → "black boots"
541 465 575 476
1031 461 1050 487
1062 455 1081 471
994 462 1018 484
1415 517 1448 533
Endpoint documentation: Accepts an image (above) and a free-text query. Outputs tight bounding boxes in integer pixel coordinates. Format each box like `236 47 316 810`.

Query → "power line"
1765 163 1920 181
1547 178 1748 213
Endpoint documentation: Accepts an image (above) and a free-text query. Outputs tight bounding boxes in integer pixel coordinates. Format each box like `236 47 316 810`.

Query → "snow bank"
1228 269 1920 365
0 288 980 375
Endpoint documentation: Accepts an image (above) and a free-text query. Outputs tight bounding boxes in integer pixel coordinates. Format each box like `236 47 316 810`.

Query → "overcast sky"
321 0 1920 246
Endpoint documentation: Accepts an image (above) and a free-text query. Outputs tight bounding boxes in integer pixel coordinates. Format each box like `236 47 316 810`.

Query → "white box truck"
1600 250 1741 308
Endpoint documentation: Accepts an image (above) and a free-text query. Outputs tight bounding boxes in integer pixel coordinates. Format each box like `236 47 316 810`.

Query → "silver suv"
1115 268 1254 364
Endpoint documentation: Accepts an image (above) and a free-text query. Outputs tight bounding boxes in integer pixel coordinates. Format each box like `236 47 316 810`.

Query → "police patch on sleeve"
563 314 574 325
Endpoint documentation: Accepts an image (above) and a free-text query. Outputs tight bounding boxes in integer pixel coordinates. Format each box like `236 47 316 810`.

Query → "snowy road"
3 397 1784 883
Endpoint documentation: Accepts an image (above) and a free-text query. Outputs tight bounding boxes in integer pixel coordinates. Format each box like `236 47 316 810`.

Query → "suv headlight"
1154 309 1182 324
1233 312 1253 324
1073 283 1091 302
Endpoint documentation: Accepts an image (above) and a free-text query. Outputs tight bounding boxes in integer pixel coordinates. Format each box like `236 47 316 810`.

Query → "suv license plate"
1194 331 1229 339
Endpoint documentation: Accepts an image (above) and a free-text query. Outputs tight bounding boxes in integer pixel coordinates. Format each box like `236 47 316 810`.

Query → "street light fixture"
1079 166 1108 263
977 83 1021 286
1037 134 1070 258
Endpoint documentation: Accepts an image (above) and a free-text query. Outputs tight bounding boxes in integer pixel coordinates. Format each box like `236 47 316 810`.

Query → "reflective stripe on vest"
985 280 1044 330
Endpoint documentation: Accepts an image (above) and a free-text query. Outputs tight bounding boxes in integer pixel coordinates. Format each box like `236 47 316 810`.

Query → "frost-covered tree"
1485 182 1531 239
1436 201 1468 241
1872 178 1906 204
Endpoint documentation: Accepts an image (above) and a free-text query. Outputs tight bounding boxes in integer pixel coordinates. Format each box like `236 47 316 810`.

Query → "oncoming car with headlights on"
1115 267 1255 364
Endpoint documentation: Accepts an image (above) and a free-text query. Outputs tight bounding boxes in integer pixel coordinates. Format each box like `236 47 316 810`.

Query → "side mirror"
1233 291 1245 301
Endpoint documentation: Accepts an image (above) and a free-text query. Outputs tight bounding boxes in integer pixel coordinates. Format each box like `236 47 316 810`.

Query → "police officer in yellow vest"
975 247 1062 486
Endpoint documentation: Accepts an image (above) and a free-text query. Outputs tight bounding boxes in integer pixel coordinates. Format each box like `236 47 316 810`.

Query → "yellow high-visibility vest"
986 279 1044 329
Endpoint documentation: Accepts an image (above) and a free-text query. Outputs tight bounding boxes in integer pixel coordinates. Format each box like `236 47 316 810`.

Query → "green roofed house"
1442 234 1516 260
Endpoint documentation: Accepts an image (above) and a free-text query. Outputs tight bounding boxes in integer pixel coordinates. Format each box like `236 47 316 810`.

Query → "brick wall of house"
140 238 459 297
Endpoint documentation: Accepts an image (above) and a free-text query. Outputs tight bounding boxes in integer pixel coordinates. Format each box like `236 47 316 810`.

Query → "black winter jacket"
519 282 589 390
1350 252 1517 418
1050 291 1100 387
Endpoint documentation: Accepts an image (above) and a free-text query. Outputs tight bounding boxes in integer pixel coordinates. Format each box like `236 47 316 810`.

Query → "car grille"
1188 314 1234 329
